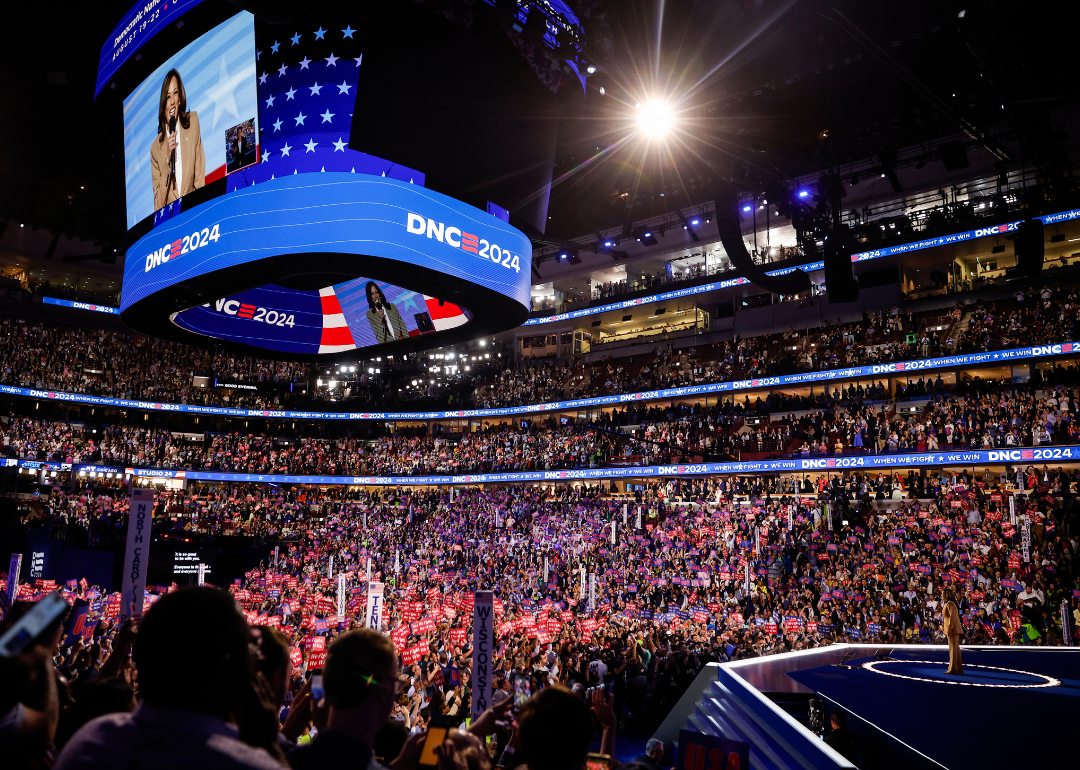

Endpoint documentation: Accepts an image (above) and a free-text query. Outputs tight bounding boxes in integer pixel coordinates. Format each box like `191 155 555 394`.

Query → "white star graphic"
295 111 307 125
291 33 301 46
325 53 339 66
262 149 270 163
333 138 347 152
320 109 334 123
337 81 352 94
314 26 327 40
265 94 275 107
285 87 297 100
271 41 280 53
305 139 318 153
309 82 323 96
281 143 292 157
259 72 268 85
203 56 244 129
299 56 311 70
342 25 355 38
272 118 282 132
278 64 287 77
354 56 363 67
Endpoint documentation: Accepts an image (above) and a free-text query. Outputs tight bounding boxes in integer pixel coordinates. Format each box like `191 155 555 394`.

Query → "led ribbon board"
72 444 1080 486
121 173 532 359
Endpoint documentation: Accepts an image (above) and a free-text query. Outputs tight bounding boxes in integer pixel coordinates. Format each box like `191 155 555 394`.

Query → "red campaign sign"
497 620 515 636
560 609 573 622
807 621 818 635
765 621 778 635
289 647 303 667
784 619 800 633
675 728 750 770
307 649 327 670
446 628 466 648
391 625 410 648
401 644 426 666
412 616 436 634
401 602 422 622
729 612 744 625
991 494 1002 502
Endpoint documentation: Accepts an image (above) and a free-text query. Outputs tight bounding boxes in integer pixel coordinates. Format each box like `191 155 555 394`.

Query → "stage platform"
664 645 1079 770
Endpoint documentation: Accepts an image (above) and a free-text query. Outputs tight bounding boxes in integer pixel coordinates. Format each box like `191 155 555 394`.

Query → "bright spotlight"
798 190 809 198
636 100 674 137
690 218 700 225
742 206 752 212
586 64 597 74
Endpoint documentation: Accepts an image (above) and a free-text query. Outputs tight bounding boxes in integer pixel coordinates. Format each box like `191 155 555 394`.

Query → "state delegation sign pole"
365 581 384 631
121 488 154 624
471 591 494 722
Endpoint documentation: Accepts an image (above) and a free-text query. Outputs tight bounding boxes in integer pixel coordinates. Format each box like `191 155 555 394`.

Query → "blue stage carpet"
787 648 1080 769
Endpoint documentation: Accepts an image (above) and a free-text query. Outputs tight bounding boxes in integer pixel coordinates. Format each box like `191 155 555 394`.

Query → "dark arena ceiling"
0 0 1075 254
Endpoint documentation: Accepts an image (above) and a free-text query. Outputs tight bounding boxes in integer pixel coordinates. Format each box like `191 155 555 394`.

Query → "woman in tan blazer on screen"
150 68 206 211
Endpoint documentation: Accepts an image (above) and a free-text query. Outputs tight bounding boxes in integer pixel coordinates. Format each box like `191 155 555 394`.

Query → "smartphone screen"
0 593 70 657
513 674 531 709
419 725 448 768
586 753 616 770
310 674 324 704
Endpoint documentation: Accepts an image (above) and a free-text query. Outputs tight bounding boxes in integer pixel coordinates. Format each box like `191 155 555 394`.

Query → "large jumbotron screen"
122 11 259 230
108 4 531 359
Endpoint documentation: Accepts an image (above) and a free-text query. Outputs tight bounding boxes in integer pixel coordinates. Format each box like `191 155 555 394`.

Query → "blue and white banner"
42 297 120 315
3 339 1074 422
71 446 1080 487
523 206 1080 326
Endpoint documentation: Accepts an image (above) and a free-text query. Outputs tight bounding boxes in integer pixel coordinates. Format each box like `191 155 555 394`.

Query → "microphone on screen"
168 115 178 175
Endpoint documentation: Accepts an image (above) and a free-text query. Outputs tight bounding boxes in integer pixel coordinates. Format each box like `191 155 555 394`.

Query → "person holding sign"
942 587 964 675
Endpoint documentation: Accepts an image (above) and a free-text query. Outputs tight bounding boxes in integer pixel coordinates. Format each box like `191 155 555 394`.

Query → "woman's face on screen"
165 76 180 124
368 285 382 307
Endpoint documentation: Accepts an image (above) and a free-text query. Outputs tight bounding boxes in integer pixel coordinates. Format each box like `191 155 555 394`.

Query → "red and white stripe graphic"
318 287 357 353
424 298 469 332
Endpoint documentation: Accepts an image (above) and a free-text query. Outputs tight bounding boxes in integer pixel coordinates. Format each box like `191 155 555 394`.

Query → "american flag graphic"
228 22 423 192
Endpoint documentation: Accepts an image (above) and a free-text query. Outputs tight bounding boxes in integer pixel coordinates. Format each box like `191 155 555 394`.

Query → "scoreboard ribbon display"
121 173 532 359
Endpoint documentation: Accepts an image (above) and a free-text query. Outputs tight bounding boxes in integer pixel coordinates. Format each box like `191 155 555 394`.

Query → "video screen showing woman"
365 281 409 343
150 69 206 210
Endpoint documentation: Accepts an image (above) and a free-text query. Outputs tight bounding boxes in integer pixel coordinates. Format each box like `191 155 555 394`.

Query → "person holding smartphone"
0 598 65 767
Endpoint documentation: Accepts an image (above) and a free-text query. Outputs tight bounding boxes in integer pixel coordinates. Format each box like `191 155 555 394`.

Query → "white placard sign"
365 581 384 630
121 488 154 623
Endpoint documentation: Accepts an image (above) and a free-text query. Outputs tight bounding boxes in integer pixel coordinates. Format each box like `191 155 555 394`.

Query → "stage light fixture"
586 64 597 74
636 100 674 138
798 190 809 198
742 206 752 213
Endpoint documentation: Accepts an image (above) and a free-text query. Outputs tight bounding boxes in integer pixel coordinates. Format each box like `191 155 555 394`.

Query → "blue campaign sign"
676 728 750 770
2 339 1079 422
97 0 207 98
70 445 1080 487
523 206 1080 327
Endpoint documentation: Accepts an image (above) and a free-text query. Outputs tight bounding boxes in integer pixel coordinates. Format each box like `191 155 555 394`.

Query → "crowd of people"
6 379 1080 483
4 283 1080 417
0 317 306 408
3 457 1077 768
